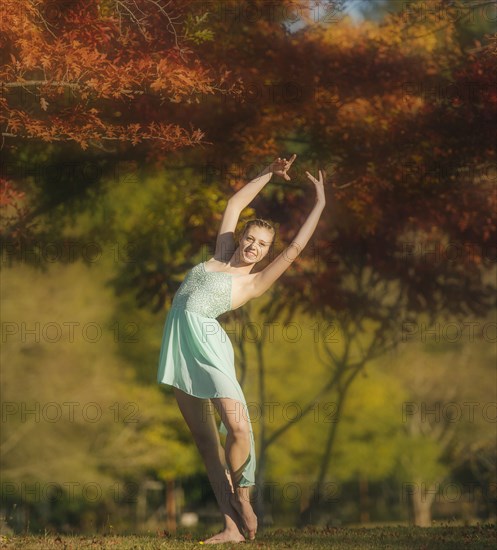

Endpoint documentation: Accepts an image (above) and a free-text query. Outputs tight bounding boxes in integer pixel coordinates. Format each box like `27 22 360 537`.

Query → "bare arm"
229 155 297 210
214 155 297 261
252 170 326 298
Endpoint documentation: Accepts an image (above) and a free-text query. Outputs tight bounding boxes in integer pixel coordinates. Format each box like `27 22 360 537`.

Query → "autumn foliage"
1 1 496 530
1 0 495 319
0 0 241 161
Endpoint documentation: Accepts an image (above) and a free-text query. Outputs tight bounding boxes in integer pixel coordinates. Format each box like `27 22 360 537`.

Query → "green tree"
390 333 496 526
0 259 199 531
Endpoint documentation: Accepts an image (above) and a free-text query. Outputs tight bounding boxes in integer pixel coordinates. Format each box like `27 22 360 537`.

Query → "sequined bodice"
170 262 236 318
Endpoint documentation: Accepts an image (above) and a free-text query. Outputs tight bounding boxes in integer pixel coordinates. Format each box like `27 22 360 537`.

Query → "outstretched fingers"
306 170 325 184
283 153 297 180
286 153 297 169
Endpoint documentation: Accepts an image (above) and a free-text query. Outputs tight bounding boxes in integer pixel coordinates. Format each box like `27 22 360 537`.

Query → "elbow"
286 242 303 262
227 196 243 212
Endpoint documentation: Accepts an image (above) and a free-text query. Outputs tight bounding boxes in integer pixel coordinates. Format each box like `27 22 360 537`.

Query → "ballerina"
157 154 326 544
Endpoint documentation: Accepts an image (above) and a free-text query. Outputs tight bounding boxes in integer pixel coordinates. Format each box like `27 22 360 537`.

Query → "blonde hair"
242 218 276 244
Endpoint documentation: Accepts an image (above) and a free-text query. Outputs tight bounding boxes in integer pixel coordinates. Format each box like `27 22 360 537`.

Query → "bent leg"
211 396 257 539
210 397 251 488
172 387 245 542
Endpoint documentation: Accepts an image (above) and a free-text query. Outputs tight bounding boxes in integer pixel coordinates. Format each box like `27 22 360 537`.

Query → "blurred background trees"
1 0 495 533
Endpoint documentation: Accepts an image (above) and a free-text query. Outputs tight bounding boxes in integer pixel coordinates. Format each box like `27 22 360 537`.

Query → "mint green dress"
157 261 256 487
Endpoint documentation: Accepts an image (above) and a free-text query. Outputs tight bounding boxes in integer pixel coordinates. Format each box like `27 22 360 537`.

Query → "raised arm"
229 155 297 211
214 155 297 262
252 170 326 298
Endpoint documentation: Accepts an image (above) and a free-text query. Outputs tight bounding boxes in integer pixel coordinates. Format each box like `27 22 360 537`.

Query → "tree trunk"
410 483 436 527
253 328 267 528
165 479 177 533
299 371 359 526
253 448 267 528
359 476 370 523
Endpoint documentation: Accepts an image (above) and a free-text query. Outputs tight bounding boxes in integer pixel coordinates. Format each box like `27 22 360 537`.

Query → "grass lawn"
0 525 496 549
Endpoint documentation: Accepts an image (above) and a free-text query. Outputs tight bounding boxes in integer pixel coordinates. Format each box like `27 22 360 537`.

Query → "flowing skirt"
157 306 256 487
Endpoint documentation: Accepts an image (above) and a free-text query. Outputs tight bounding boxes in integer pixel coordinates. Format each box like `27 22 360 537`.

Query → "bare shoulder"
204 257 218 267
204 257 233 272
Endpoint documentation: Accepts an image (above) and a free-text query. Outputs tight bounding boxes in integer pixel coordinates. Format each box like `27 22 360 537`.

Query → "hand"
270 154 297 181
305 169 326 206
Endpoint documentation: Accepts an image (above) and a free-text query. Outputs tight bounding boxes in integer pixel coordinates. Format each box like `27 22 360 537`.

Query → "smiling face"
239 225 274 264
